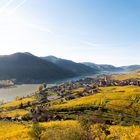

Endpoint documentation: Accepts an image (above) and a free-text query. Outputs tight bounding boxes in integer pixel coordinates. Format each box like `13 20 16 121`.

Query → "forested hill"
0 53 97 83
0 53 76 83
0 52 139 83
41 55 97 75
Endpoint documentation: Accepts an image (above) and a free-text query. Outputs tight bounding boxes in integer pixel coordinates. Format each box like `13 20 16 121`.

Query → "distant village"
33 75 140 105
1 74 140 122
0 80 15 88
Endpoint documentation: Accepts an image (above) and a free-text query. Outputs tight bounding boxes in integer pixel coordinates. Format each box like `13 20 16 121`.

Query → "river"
0 84 40 102
0 74 101 102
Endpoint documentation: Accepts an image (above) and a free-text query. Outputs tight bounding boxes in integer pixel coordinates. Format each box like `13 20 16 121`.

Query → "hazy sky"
0 0 140 66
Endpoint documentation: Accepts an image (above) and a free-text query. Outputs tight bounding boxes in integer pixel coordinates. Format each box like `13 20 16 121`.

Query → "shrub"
29 123 45 140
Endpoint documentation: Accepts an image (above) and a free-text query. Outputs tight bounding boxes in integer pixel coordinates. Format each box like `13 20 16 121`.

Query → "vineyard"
0 121 140 140
0 71 140 139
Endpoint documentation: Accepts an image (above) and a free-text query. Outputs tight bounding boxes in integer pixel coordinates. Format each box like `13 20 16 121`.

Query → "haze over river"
0 75 100 102
0 78 79 103
0 84 40 102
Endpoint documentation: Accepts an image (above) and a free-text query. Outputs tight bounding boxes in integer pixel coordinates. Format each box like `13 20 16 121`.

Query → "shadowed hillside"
0 52 139 83
41 56 98 75
0 53 76 83
83 62 123 72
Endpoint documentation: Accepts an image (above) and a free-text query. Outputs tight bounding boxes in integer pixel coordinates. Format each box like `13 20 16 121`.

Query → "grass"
0 120 140 140
90 123 140 140
0 120 82 140
107 125 140 140
0 121 31 140
0 109 28 118
0 97 35 109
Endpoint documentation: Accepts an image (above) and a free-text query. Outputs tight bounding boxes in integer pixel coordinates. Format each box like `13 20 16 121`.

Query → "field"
0 121 30 140
0 120 140 140
0 71 140 139
50 86 140 113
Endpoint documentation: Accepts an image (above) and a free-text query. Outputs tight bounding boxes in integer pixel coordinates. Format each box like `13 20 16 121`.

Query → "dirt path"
47 94 61 101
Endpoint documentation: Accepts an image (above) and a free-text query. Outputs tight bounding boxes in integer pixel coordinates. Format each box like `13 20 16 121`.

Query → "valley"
0 69 140 140
0 0 139 139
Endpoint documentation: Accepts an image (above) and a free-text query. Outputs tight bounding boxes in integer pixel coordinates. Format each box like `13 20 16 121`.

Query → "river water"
0 84 40 102
0 74 100 102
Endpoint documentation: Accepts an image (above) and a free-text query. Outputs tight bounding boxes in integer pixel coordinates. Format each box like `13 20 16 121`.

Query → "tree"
43 83 47 89
38 85 43 91
19 102 23 109
29 123 45 140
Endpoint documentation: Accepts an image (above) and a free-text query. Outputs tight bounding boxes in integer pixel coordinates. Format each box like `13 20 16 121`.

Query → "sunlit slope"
0 109 28 118
93 124 140 140
0 120 80 140
111 69 140 80
0 97 35 109
0 121 31 140
0 97 34 118
0 121 140 140
50 86 140 115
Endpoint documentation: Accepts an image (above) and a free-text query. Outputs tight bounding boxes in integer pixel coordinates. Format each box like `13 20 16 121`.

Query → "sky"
0 0 140 66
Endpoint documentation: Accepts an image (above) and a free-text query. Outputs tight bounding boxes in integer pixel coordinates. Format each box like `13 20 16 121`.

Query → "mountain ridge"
0 52 139 83
41 55 98 75
0 52 76 83
44 55 140 73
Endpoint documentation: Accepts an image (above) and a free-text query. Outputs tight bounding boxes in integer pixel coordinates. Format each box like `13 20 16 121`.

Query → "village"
0 80 15 88
0 74 140 123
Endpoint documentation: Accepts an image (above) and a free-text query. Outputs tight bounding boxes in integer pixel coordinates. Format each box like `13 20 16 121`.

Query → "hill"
83 62 140 72
0 53 76 83
0 72 140 140
41 56 98 75
111 68 140 80
83 62 123 72
0 52 139 83
120 65 140 71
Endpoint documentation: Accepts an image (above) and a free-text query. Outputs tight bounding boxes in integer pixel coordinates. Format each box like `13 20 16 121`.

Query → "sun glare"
0 11 28 52
0 1 52 55
0 0 36 54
